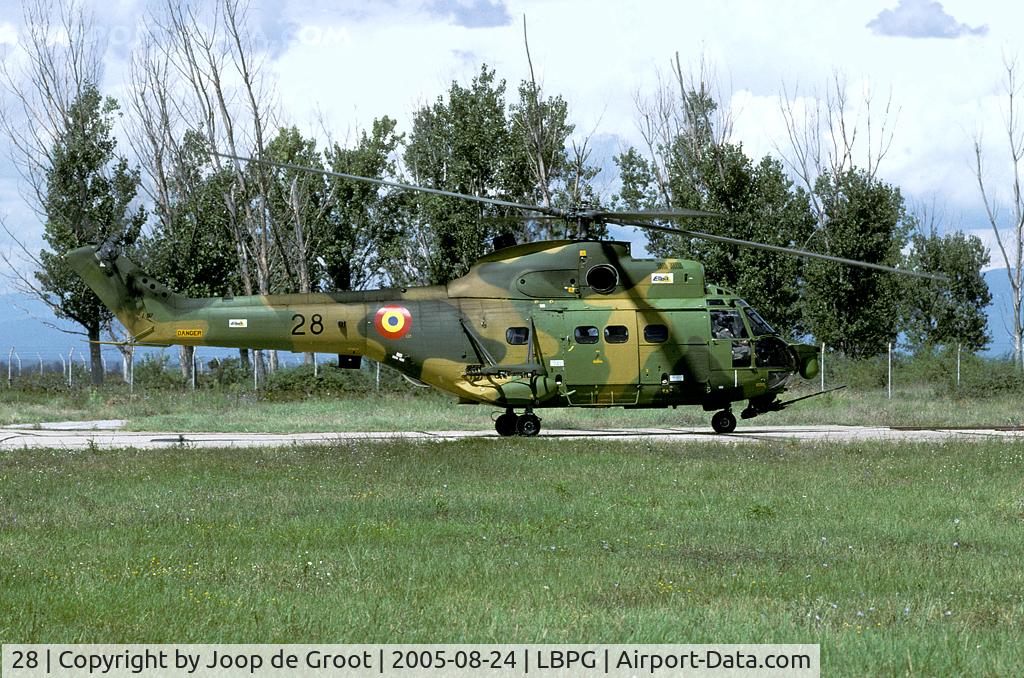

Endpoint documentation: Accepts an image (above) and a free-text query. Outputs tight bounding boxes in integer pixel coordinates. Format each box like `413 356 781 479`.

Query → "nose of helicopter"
789 342 820 380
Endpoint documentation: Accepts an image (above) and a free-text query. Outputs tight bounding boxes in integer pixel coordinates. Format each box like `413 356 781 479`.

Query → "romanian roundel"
374 305 412 339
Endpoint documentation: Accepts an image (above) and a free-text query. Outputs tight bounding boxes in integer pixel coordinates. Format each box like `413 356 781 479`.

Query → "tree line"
0 0 1005 385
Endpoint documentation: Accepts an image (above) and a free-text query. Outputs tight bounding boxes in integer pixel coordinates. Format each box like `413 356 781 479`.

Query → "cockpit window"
710 310 749 339
736 300 777 336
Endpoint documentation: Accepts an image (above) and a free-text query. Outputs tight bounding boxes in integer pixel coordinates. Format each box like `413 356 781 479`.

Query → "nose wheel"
711 409 737 434
494 408 542 437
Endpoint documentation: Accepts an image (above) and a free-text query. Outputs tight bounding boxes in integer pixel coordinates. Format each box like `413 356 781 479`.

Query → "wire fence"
1 342 1017 397
814 343 1022 398
0 344 403 395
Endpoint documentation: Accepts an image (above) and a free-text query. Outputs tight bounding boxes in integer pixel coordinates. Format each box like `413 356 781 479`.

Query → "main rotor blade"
620 219 949 281
482 215 563 222
214 152 555 216
588 208 723 220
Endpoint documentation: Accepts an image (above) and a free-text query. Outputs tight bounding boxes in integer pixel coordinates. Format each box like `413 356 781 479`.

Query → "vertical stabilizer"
65 245 158 339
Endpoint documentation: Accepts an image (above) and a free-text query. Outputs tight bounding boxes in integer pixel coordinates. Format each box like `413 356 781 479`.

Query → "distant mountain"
0 293 237 368
0 293 83 360
984 269 1018 358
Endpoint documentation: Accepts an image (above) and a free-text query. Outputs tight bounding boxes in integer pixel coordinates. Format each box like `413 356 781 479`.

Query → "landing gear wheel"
495 411 518 437
711 409 737 434
516 412 542 437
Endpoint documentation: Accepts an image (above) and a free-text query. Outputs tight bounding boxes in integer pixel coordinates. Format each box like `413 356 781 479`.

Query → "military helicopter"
67 155 943 436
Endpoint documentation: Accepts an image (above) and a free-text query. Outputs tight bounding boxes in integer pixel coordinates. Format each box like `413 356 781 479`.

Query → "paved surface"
1 421 1022 450
4 419 128 431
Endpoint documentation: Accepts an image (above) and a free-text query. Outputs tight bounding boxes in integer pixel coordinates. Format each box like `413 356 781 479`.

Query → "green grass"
1 439 1022 676
0 383 1022 432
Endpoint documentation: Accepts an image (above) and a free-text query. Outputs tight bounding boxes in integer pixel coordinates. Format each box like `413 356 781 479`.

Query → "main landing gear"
711 409 737 434
495 407 542 437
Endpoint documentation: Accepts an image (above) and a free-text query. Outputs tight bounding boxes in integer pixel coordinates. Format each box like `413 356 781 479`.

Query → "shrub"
950 362 1024 398
823 353 887 389
261 359 427 400
202 357 249 389
133 353 186 390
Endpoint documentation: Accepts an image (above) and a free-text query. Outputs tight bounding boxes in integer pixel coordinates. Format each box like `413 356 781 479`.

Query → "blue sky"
0 0 1020 346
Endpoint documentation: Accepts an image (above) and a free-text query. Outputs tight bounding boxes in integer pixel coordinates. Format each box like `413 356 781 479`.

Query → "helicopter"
66 155 944 436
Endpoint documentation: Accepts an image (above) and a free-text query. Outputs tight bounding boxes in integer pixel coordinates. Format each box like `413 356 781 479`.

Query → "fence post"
313 352 318 378
887 342 893 400
820 342 825 392
37 353 43 377
7 347 12 387
68 347 74 388
191 350 197 390
253 349 259 390
60 354 67 381
129 348 134 395
376 360 381 391
956 342 961 389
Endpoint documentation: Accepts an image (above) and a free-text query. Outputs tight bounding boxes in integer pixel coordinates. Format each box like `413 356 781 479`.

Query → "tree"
800 169 910 357
508 19 604 240
36 84 146 384
777 72 898 230
405 65 533 283
903 228 991 352
0 0 143 384
136 132 239 301
617 67 814 332
127 34 240 377
146 0 281 377
776 72 916 356
323 117 406 290
264 127 330 294
973 56 1024 368
0 0 103 220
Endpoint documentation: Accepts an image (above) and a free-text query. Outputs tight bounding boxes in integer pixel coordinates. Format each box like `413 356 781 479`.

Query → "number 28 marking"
291 313 324 335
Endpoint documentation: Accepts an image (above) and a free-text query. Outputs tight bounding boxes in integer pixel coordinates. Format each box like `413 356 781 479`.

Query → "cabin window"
604 325 629 344
506 327 529 345
574 326 600 344
644 324 668 343
710 310 749 339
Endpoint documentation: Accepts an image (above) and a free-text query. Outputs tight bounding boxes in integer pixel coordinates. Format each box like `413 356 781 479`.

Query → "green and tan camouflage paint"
66 240 819 413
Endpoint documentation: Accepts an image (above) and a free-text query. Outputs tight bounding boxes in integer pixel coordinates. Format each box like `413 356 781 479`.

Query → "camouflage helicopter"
67 156 943 436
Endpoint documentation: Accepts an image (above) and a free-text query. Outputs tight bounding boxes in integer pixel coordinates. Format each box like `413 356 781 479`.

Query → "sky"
0 1 1020 317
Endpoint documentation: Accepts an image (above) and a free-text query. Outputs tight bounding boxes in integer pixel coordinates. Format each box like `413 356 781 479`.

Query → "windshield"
737 300 777 336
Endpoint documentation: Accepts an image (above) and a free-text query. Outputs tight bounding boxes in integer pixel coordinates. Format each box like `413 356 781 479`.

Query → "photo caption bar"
2 643 818 677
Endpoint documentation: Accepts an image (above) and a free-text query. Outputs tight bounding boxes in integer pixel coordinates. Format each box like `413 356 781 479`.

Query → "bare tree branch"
973 54 1024 366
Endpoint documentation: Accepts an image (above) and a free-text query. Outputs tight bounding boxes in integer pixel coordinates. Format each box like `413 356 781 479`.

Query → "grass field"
1 437 1022 675
0 382 1023 432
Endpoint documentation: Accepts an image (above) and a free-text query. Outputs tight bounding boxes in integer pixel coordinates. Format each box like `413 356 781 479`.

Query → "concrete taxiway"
1 420 1022 450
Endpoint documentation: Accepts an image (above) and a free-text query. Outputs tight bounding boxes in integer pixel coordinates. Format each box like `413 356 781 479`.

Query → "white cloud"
0 21 16 45
427 0 513 28
868 0 987 39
